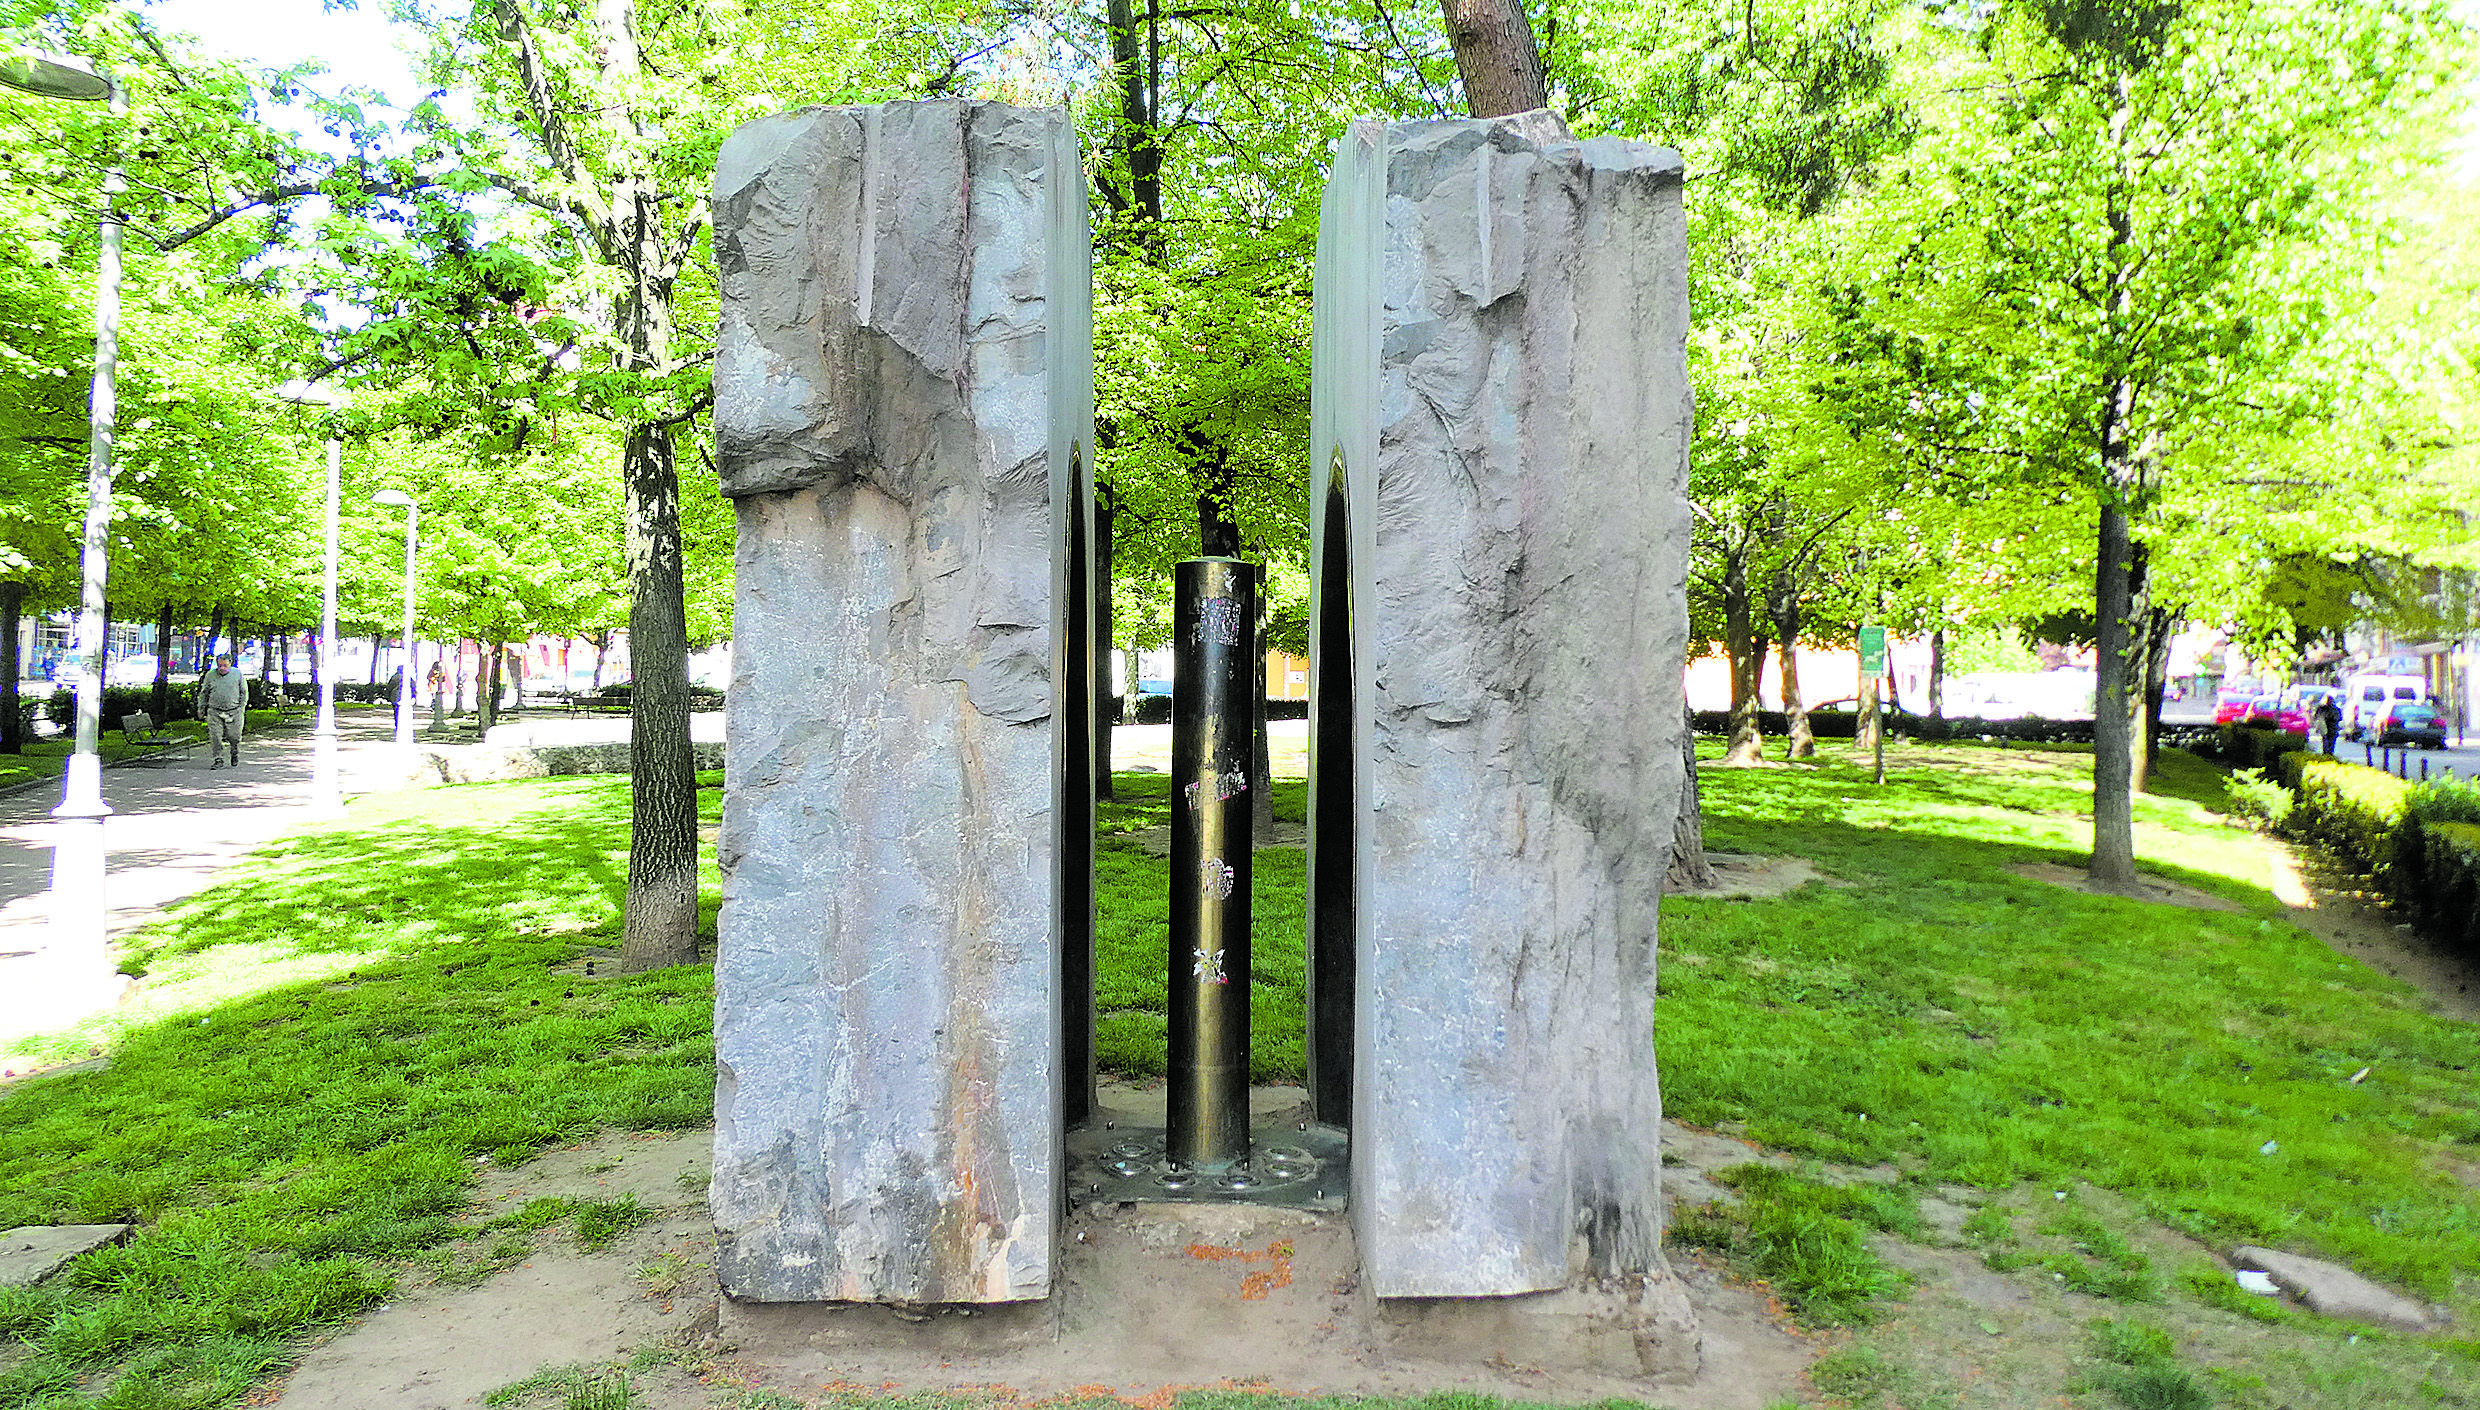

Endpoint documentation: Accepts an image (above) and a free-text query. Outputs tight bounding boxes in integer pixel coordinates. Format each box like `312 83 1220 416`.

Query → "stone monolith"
707 98 1092 1304
1307 113 1693 1302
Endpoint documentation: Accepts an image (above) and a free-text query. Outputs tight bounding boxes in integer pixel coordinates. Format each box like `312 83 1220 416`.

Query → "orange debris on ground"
1181 1241 1296 1299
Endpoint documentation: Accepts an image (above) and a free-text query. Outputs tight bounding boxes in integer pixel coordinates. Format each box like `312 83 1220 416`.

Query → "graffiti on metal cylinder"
1185 769 1250 809
1196 596 1243 648
1193 945 1229 985
1201 855 1236 899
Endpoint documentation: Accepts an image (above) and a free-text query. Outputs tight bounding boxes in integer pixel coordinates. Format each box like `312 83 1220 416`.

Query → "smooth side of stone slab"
1309 114 1691 1298
0 1224 130 1288
709 98 1090 1304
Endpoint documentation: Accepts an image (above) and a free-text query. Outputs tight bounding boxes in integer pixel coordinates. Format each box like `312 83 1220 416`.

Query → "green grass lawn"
1095 774 1309 1080
1663 740 2479 1305
0 772 724 1409
0 740 2474 1409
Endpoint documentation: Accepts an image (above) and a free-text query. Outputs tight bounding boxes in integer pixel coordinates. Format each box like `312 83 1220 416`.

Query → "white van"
2344 674 2428 739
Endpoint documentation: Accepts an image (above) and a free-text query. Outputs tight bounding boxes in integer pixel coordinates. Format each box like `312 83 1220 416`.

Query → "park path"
0 711 408 1049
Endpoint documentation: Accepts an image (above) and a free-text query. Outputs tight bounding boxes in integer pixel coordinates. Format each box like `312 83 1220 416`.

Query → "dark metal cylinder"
1168 557 1257 1170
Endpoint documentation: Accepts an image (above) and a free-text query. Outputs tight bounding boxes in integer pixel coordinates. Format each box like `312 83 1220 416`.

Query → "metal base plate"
1066 1121 1349 1211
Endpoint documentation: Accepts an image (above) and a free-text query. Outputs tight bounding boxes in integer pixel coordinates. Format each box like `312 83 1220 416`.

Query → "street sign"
1859 625 1887 678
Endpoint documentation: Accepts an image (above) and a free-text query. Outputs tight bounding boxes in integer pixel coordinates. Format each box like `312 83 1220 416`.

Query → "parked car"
105 654 158 686
2212 689 2257 726
2371 701 2448 750
2237 694 2290 730
2344 673 2428 739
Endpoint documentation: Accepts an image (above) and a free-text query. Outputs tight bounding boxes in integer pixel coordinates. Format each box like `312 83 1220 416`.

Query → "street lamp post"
4 50 124 1015
273 381 344 815
374 490 418 748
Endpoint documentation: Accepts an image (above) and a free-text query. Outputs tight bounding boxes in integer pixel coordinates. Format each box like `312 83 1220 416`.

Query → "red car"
2239 695 2297 731
2213 690 2255 725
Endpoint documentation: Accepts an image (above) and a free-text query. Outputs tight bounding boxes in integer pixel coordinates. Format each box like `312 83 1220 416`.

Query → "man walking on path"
198 654 247 768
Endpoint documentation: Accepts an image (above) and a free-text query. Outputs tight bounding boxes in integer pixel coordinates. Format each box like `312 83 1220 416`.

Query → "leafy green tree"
1558 0 1919 764
1838 0 2460 888
0 2 384 744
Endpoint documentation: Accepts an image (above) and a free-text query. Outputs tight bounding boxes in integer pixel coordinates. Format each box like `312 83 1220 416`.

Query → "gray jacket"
197 667 247 714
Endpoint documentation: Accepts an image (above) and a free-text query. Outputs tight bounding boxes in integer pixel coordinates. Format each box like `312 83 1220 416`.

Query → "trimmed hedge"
45 684 205 729
2414 823 2480 953
589 681 726 711
2258 753 2480 955
2273 752 2415 877
2194 724 2308 771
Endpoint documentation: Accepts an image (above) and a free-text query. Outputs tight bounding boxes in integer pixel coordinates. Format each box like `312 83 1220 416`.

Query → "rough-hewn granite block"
708 98 1091 1304
1308 114 1692 1299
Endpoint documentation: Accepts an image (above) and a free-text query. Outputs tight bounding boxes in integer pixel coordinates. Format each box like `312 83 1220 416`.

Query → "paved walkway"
0 712 408 1047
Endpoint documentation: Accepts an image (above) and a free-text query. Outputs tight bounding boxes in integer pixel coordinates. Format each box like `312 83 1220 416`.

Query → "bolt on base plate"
1066 1121 1349 1211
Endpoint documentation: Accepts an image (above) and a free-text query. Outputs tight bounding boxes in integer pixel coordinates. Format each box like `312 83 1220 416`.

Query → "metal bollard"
1166 557 1258 1172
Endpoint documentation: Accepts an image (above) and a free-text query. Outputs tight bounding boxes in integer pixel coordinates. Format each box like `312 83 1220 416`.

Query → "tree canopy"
2 0 2476 894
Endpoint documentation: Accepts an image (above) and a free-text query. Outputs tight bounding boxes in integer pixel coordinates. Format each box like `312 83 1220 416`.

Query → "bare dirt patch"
270 1118 1819 1410
1672 852 1847 900
2268 844 2480 1023
2006 861 2243 913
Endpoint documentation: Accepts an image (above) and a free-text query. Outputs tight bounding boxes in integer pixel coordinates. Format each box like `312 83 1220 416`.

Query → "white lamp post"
272 380 344 815
6 50 124 1013
373 489 419 748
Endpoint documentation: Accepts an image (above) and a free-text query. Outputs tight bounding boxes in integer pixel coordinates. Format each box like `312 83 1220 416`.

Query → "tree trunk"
2089 93 2143 891
1768 568 1812 759
618 421 701 971
369 632 385 684
2140 603 2171 785
485 0 699 970
202 602 224 670
1857 665 1883 756
1102 0 1164 249
1442 0 1549 117
1928 626 1946 719
1122 632 1143 721
1720 551 1767 765
0 581 23 754
1665 692 1716 891
2091 496 2140 891
590 631 609 689
150 599 174 722
478 640 499 732
1198 490 1241 559
2120 539 2155 792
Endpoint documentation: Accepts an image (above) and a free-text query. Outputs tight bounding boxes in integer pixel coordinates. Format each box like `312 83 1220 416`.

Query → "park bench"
119 713 196 767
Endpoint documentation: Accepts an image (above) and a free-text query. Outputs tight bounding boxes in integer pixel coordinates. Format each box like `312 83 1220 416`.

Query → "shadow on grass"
121 778 633 975
0 773 721 1407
